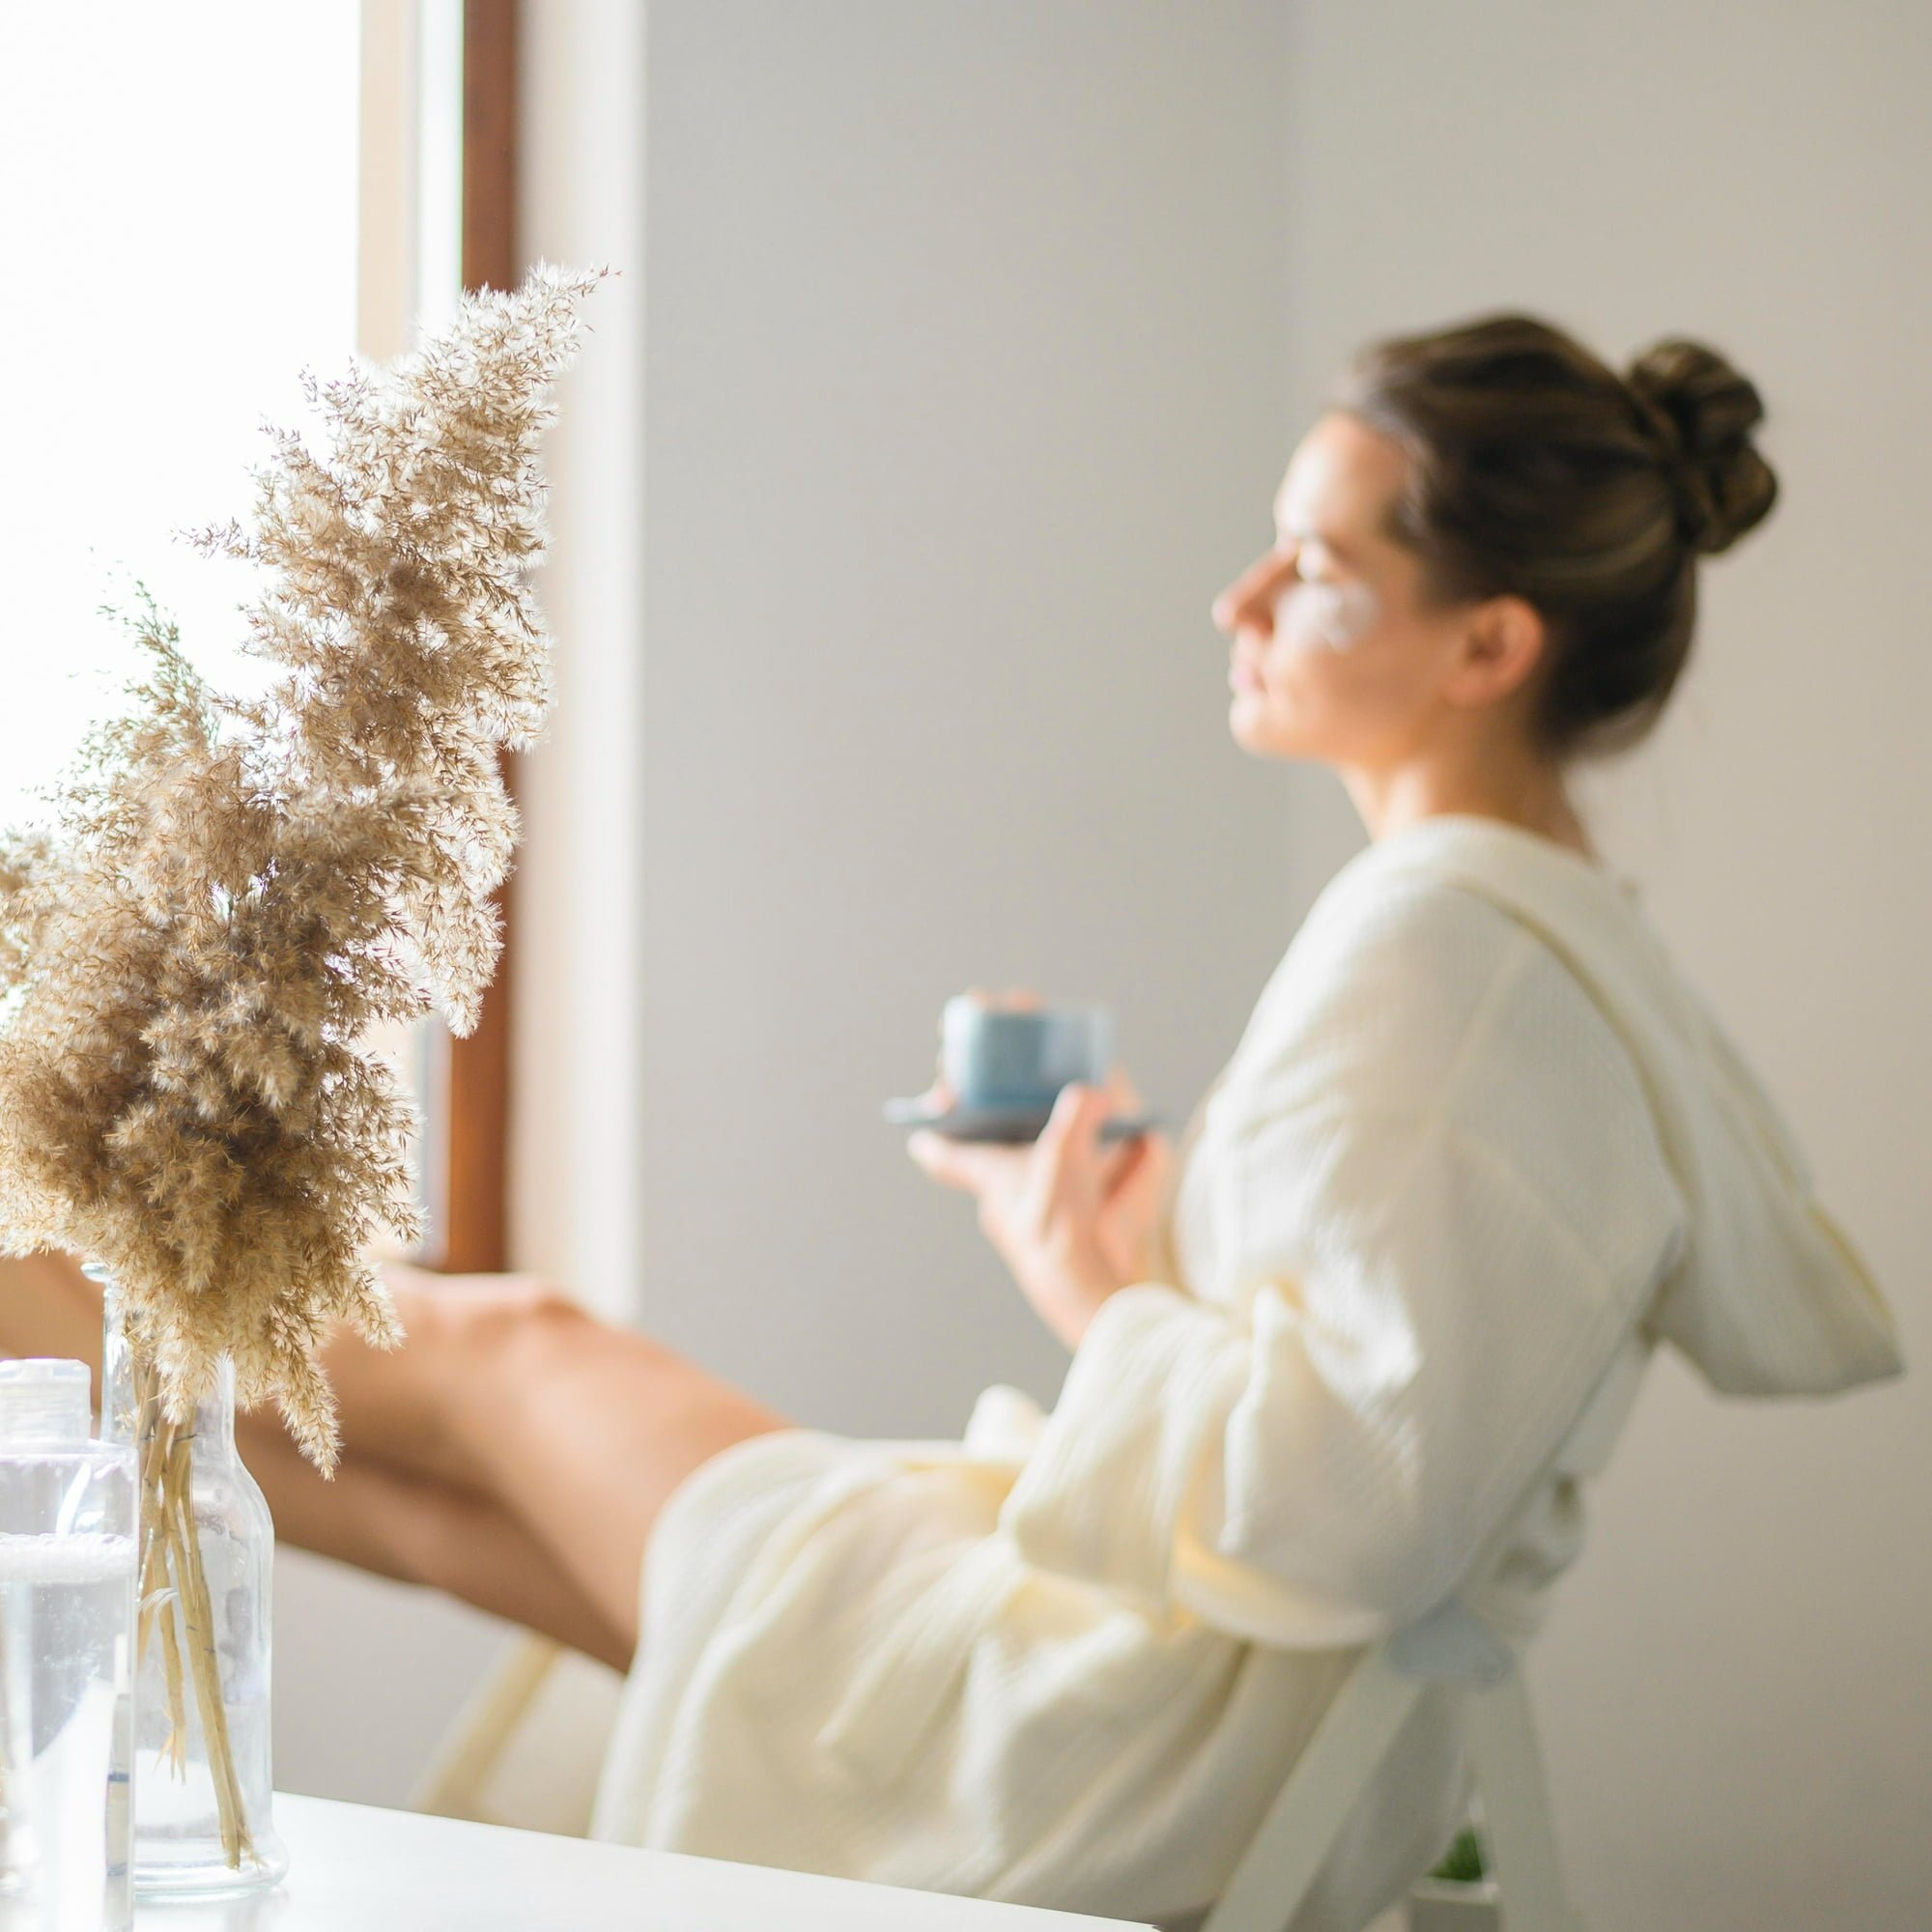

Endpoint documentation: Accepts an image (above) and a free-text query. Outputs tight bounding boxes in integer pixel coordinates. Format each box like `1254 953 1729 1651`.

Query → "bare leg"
0 1252 109 1398
0 1254 797 1656
320 1264 796 1645
239 1425 633 1670
0 1253 636 1664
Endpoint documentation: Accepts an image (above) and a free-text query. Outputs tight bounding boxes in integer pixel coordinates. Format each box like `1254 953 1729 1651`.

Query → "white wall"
630 0 1299 1438
509 0 648 1319
1277 4 1932 1927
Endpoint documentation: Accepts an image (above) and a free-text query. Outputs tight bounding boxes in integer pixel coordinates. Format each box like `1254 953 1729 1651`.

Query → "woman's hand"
906 994 1171 1350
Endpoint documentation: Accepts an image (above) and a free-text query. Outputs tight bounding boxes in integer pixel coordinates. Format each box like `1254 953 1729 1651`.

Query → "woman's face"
1211 411 1481 771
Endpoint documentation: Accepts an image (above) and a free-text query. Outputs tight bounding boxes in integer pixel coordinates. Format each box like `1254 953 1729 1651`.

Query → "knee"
380 1264 597 1385
464 1274 608 1376
476 1274 581 1326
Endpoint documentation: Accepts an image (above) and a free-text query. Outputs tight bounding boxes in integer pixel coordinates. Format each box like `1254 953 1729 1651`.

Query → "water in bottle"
0 1361 136 1932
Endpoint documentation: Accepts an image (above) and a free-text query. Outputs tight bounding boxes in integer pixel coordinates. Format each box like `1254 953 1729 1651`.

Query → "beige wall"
1279 3 1931 1926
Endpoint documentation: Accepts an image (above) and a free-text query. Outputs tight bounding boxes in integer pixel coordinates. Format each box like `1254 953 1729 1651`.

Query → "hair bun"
1625 337 1778 555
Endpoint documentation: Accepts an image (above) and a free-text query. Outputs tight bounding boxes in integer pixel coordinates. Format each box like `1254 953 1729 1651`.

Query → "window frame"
421 0 520 1274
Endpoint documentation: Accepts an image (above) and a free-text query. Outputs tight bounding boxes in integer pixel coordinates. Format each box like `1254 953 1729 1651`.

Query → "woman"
0 312 1903 1930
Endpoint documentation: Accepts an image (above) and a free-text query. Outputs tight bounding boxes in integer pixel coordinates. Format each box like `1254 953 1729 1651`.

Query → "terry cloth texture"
589 814 1901 1931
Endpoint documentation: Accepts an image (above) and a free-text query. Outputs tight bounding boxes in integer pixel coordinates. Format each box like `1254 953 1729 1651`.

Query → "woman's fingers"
1093 1129 1170 1286
1105 1128 1170 1206
1037 1082 1110 1186
913 1081 1105 1198
907 1129 967 1186
1039 1080 1093 1147
908 1129 1010 1193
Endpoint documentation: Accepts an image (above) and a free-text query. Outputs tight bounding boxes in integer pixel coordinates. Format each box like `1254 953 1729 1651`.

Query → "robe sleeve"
995 881 1689 1648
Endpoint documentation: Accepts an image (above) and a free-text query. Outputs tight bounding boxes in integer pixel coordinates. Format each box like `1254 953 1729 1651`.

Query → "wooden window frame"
423 0 520 1273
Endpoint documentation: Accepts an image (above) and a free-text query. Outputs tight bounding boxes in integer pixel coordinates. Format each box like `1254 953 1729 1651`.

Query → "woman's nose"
1210 545 1293 636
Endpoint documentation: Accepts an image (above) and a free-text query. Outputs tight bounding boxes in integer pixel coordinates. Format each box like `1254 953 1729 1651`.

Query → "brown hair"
1325 312 1778 760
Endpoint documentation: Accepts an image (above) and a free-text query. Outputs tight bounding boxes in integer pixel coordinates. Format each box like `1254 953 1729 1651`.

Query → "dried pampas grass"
0 265 601 1471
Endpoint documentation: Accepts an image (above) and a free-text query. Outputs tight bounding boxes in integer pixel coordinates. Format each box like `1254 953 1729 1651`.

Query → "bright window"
0 8 362 827
0 6 477 1259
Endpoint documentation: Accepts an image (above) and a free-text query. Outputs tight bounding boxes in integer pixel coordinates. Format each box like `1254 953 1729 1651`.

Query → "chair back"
1197 1325 1652 1932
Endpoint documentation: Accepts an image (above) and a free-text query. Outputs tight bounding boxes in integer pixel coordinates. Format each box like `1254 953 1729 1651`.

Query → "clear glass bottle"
96 1279 288 1895
0 1357 137 1932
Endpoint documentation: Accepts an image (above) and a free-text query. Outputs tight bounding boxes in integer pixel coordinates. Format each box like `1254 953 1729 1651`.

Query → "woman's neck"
1343 758 1596 859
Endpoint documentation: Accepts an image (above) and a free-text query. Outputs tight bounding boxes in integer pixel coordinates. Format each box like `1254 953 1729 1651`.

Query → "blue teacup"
941 999 1113 1114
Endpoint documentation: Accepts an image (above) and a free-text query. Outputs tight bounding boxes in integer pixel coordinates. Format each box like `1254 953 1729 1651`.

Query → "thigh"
239 1419 635 1669
431 1294 793 1656
497 1319 795 1652
323 1269 796 1656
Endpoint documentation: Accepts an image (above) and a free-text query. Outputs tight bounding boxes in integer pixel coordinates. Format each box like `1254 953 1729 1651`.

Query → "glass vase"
96 1279 288 1895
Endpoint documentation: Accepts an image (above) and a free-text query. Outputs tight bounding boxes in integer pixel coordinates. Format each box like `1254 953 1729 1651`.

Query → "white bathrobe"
590 814 1902 1930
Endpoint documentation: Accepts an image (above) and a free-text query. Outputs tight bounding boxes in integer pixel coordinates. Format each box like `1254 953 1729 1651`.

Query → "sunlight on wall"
0 8 360 830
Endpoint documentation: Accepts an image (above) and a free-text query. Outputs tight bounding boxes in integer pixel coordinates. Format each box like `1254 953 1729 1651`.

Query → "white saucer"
883 1096 1161 1145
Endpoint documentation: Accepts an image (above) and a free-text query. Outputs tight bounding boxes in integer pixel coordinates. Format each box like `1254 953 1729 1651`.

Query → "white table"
134 1794 1159 1930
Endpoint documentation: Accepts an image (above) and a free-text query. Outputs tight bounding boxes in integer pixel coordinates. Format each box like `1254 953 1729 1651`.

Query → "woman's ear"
1444 593 1548 712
